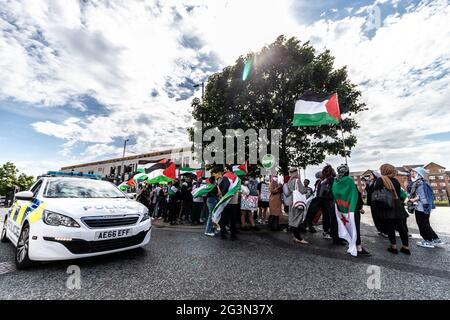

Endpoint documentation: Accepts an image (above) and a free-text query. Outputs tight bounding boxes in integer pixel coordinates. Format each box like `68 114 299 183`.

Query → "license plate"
94 229 132 241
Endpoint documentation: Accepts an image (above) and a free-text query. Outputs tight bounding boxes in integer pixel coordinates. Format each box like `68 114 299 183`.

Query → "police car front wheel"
1 216 9 243
15 224 33 269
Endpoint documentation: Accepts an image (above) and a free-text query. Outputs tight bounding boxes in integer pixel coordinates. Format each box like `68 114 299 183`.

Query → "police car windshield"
44 178 126 198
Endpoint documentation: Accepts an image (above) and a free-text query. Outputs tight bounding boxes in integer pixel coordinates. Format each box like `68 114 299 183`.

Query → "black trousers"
320 200 338 239
291 226 303 240
191 202 203 224
355 210 361 246
304 197 320 227
169 202 181 223
370 205 385 233
268 215 280 231
219 204 238 236
384 218 409 246
415 210 438 241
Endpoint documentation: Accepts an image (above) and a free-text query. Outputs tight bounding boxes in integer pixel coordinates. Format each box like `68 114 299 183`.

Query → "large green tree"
0 162 34 196
190 35 366 175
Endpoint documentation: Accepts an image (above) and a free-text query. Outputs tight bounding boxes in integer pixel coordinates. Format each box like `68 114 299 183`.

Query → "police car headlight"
43 210 80 228
140 208 150 222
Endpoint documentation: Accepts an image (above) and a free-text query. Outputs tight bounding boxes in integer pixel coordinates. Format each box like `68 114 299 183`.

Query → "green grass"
434 200 450 206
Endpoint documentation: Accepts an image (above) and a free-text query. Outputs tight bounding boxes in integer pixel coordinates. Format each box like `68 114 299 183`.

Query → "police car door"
8 179 43 246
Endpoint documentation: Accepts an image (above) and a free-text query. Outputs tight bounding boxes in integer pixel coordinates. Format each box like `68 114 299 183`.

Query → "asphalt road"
0 207 449 300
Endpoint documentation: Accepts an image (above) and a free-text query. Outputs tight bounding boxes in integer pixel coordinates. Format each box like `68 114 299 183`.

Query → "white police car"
0 172 151 269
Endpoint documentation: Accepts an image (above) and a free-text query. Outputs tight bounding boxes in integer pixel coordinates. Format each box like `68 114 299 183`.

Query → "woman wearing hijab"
268 177 283 231
409 167 443 248
374 164 410 255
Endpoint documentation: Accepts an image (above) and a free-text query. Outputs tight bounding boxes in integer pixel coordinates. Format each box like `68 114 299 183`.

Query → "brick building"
350 162 450 204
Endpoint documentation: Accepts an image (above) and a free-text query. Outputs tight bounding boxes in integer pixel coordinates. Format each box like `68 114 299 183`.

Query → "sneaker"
432 239 445 246
400 247 411 255
323 232 332 240
357 248 371 257
379 233 389 238
417 240 435 248
387 247 399 254
205 232 215 237
308 226 317 233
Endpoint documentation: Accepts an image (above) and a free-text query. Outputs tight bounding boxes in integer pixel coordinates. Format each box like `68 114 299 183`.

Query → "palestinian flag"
212 172 241 224
126 177 136 186
232 162 247 176
180 167 204 173
293 92 341 126
331 175 359 256
145 160 176 183
192 182 215 198
118 182 131 191
133 172 148 183
168 185 178 197
138 159 172 174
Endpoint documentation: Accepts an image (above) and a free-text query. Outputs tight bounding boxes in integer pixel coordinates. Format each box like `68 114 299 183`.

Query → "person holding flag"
332 164 371 257
168 181 182 225
203 176 221 237
213 166 241 240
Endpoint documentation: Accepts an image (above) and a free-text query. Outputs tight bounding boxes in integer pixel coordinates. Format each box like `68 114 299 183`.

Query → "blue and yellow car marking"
10 199 46 225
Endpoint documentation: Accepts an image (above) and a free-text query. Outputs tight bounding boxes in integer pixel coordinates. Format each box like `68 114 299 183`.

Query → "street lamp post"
193 82 204 101
121 139 129 183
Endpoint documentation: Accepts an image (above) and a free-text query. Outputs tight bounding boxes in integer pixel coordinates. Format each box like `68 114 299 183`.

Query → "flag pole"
339 121 348 165
336 93 348 165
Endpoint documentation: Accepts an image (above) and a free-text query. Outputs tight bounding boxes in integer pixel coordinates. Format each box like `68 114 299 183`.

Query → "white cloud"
290 0 450 172
1 0 450 177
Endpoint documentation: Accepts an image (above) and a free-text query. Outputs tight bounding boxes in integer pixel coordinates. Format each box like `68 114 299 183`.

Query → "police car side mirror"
15 191 34 201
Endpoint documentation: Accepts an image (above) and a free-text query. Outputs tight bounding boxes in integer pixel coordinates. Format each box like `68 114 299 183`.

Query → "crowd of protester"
133 163 444 257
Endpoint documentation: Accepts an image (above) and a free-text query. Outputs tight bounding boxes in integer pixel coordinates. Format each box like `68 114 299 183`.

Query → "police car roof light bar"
46 171 101 179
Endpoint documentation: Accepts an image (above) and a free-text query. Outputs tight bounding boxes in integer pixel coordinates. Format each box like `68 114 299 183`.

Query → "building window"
430 183 437 187
438 176 444 180
441 183 446 187
429 176 435 180
433 190 438 194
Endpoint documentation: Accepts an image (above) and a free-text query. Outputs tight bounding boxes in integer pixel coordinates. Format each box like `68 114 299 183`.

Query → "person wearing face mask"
409 167 443 248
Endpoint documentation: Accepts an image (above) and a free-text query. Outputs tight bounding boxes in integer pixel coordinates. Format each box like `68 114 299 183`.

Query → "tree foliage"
190 35 366 174
0 162 35 196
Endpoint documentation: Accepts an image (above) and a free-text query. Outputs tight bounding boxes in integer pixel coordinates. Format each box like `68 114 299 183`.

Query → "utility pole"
194 82 204 101
121 139 129 183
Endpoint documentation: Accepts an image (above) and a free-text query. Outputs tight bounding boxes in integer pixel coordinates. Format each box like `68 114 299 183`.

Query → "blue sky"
0 0 449 177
